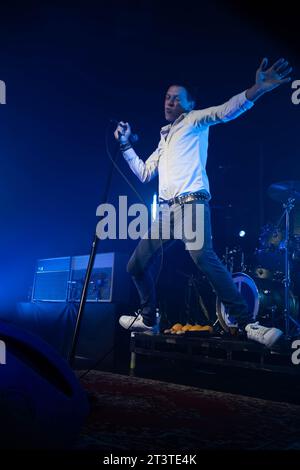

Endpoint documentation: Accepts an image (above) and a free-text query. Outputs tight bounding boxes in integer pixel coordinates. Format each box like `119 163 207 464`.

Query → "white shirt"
123 90 254 200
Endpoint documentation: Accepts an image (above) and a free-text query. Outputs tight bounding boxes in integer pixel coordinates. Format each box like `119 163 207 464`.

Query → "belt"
159 191 209 207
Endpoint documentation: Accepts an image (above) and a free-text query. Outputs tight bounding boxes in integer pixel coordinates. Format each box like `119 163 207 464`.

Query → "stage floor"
130 332 299 374
76 370 300 456
128 332 300 405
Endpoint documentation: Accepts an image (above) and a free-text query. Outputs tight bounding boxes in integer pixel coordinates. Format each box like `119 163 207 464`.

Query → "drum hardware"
253 267 273 280
216 181 300 336
176 270 211 325
259 223 284 249
267 181 300 338
223 246 246 274
291 235 300 262
254 221 286 283
216 272 299 332
216 272 258 332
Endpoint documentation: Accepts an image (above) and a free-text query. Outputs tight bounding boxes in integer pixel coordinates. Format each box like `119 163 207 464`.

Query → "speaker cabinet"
0 320 89 449
31 252 129 303
32 257 71 302
69 252 129 302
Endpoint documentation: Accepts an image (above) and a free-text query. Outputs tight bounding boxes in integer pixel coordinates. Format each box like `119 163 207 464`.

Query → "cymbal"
267 181 300 203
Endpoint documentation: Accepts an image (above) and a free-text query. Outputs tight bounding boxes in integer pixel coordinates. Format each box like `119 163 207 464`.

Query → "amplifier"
31 253 129 303
32 257 71 302
69 253 129 302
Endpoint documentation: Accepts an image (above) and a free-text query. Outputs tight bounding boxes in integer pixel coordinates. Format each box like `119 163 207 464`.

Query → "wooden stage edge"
130 332 300 376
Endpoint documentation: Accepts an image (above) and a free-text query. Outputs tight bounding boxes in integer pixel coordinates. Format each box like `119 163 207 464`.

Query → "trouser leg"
181 202 251 327
127 208 173 326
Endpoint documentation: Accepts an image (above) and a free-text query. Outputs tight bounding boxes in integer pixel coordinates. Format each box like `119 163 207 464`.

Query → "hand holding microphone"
112 119 139 145
114 121 132 143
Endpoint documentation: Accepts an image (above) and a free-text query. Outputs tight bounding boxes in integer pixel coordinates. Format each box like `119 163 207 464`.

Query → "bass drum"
216 272 299 332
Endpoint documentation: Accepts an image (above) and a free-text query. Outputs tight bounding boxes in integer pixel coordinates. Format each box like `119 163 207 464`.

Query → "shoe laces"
132 312 142 321
249 322 268 336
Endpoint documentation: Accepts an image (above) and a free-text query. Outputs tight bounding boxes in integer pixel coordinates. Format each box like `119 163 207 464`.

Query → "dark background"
0 0 299 316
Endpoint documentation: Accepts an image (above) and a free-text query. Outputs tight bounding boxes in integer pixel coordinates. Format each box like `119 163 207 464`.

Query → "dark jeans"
127 201 251 327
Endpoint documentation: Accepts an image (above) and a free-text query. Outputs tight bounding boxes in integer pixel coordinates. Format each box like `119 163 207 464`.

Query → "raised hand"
255 57 293 93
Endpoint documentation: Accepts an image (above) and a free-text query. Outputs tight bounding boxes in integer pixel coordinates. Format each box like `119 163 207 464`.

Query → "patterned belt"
159 191 209 207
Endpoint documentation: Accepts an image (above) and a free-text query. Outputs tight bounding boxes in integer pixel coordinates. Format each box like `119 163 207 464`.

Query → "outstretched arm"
188 57 293 127
246 57 292 101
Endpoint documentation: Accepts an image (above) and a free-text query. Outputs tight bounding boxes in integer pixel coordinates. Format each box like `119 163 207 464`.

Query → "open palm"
256 57 292 92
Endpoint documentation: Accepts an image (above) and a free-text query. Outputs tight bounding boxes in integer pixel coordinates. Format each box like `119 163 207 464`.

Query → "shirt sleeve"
187 90 254 127
122 144 160 183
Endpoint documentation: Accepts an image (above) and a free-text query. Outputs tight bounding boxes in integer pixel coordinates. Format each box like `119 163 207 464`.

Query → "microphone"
110 118 139 143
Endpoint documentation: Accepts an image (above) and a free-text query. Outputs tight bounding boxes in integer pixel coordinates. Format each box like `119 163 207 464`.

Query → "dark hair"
168 82 200 107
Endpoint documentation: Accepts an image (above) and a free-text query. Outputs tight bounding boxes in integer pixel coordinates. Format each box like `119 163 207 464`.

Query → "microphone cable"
78 120 165 380
103 120 164 287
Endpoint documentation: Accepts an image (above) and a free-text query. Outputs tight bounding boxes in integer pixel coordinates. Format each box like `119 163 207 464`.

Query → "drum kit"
217 181 300 338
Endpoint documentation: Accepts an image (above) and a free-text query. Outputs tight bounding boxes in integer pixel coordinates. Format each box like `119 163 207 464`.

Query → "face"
164 85 194 123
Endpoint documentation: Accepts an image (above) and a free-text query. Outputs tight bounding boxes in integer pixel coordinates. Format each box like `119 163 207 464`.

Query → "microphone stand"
67 142 119 366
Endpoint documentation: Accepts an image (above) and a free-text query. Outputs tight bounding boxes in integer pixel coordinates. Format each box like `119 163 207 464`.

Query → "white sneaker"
119 312 160 334
245 322 283 348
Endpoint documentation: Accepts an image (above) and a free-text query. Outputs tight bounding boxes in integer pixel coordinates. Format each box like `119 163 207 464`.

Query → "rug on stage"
77 370 300 452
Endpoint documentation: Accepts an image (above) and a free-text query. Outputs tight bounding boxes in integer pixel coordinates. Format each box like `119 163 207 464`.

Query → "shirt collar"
160 112 188 133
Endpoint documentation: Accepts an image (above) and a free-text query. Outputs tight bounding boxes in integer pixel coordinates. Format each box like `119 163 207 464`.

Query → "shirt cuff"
122 147 137 161
241 90 255 108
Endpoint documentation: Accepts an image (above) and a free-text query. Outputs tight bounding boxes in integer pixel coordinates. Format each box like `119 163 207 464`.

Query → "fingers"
277 65 293 79
118 121 130 133
277 67 293 78
114 121 131 141
271 57 293 77
272 57 286 71
276 60 289 74
114 122 126 133
279 76 292 84
258 57 268 70
119 121 127 130
261 57 293 85
114 123 124 140
272 57 293 82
